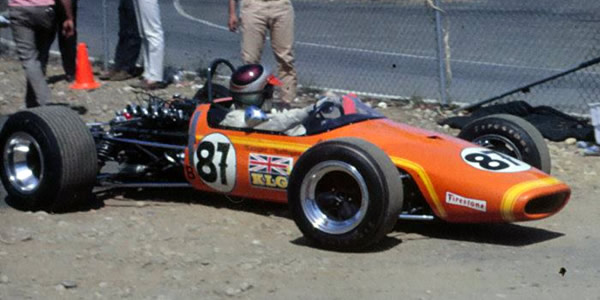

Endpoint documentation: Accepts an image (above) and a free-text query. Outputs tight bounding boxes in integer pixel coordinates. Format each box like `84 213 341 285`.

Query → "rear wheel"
288 138 403 251
458 113 551 173
0 107 98 212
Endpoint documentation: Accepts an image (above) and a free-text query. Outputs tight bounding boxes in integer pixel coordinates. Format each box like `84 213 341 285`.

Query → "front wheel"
0 107 98 212
288 138 403 251
458 113 551 174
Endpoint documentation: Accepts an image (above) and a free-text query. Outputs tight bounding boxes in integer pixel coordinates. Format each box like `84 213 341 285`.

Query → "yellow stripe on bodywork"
390 156 447 218
196 135 311 153
500 177 562 222
229 136 311 152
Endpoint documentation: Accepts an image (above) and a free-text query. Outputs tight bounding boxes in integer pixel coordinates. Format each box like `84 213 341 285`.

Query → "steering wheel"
303 100 345 131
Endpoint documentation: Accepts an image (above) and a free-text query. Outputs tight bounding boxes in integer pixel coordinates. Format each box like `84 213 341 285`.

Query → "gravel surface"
1 53 600 300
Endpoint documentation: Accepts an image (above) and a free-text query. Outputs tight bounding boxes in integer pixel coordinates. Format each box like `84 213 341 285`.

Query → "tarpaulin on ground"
440 101 595 142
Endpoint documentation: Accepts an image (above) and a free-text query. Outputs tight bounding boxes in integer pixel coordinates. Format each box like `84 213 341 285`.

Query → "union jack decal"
249 153 293 175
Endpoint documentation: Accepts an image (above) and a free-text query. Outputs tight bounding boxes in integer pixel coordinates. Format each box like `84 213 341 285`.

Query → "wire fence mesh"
1 0 600 115
441 0 600 115
293 0 440 100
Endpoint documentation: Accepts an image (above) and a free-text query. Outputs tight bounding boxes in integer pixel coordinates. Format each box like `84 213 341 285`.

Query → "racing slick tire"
458 113 551 174
288 137 403 251
0 107 98 212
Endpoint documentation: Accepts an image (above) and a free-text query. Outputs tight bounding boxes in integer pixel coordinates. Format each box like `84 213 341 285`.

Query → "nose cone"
501 178 570 222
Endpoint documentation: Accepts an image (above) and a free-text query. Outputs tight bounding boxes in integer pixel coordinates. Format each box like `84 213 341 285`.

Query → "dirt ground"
1 53 600 300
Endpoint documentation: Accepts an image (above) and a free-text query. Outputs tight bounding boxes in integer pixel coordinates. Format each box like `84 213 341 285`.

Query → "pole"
102 0 109 71
434 0 449 106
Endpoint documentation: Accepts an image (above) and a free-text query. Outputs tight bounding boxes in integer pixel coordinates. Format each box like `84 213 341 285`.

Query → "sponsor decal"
249 153 293 190
446 192 487 212
461 147 531 173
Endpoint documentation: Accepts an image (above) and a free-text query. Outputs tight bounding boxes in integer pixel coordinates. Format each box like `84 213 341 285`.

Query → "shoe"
110 70 135 81
99 69 117 80
65 74 75 83
130 79 166 91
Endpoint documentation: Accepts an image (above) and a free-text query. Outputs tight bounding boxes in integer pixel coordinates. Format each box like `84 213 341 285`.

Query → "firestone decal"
193 133 236 192
248 153 293 190
461 147 531 173
446 192 487 212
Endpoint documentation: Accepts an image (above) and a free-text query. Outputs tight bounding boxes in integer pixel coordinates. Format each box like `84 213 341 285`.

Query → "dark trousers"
9 6 56 107
114 0 141 74
55 0 77 77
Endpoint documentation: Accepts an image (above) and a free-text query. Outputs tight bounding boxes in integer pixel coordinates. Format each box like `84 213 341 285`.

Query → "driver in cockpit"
219 64 340 136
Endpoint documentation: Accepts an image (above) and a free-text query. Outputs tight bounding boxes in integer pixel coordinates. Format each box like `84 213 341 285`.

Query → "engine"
91 93 199 187
113 93 197 128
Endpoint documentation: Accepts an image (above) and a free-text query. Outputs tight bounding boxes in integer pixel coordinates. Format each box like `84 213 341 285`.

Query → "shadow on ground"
395 221 564 247
1 185 562 250
95 187 291 219
48 102 88 115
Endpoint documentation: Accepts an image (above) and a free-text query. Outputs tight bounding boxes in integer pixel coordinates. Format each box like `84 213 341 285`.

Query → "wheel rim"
2 132 45 193
472 134 523 161
300 161 369 235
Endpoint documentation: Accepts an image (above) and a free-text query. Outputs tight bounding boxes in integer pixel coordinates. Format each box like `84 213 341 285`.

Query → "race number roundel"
193 133 236 192
461 147 531 173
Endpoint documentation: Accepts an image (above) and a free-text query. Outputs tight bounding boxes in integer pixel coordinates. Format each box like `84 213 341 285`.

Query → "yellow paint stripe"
500 177 563 222
390 156 447 218
196 134 311 153
230 136 311 152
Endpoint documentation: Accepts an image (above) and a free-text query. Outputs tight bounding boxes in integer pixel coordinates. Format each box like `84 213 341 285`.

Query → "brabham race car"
0 59 570 250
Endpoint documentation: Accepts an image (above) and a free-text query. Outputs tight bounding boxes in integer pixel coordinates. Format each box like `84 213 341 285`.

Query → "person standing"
99 0 141 81
8 0 74 108
54 0 76 82
131 0 165 90
228 0 297 108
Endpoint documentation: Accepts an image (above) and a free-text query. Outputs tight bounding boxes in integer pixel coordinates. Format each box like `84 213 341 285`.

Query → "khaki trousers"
240 0 297 103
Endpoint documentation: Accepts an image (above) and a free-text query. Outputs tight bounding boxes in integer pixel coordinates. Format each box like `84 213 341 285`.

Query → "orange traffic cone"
70 42 101 90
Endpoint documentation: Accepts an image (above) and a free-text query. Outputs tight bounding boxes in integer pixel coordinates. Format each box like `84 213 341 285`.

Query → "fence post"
434 0 449 106
102 0 109 71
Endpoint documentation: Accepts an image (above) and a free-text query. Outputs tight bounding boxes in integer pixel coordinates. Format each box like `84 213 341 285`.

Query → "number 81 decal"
461 147 530 173
193 133 236 192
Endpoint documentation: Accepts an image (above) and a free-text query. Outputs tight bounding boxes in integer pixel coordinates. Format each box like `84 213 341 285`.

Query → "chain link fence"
1 0 599 115
441 0 600 115
164 0 600 115
293 0 440 100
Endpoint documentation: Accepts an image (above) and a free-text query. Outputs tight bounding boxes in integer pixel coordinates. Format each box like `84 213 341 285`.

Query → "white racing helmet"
230 64 281 107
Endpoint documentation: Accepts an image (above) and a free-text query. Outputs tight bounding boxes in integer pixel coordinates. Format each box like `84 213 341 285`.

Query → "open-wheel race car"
0 59 570 251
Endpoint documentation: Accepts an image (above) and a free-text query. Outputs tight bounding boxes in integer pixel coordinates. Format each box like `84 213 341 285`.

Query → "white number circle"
193 133 236 192
461 147 531 173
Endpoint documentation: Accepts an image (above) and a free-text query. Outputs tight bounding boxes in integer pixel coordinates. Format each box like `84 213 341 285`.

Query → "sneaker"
130 79 166 91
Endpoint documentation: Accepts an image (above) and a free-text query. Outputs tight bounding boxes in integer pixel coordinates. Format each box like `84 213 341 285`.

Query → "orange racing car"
0 59 570 250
